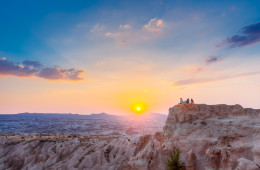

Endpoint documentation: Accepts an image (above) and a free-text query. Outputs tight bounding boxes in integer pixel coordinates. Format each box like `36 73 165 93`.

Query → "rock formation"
0 104 259 170
164 104 260 170
186 150 197 170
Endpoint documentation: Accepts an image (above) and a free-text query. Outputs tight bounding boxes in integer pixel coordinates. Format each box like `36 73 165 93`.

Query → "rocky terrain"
0 104 260 170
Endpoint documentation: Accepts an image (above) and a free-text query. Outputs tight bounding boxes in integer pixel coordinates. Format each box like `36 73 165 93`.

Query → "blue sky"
1 0 259 57
0 0 260 114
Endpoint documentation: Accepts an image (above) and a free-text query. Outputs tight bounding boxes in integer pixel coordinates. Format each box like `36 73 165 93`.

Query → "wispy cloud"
90 24 105 33
186 56 223 73
120 24 131 30
143 89 167 93
0 58 84 81
91 18 165 44
205 56 222 65
169 72 260 86
216 22 260 48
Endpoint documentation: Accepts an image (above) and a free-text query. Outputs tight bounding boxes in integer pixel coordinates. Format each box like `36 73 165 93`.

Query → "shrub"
166 147 186 170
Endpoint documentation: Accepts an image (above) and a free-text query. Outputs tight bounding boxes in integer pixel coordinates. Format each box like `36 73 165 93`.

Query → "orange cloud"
120 24 131 29
105 32 113 37
143 18 164 33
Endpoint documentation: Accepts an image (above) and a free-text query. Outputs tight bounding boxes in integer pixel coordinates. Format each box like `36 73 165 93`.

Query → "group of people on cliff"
179 98 194 104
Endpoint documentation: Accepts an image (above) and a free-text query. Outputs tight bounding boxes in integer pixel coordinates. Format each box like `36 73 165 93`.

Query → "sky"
0 0 260 115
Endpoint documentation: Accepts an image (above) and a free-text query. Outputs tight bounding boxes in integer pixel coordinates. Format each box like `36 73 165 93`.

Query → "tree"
166 147 186 170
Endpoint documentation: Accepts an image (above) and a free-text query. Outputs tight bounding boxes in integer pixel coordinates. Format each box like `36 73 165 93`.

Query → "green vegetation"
166 147 186 170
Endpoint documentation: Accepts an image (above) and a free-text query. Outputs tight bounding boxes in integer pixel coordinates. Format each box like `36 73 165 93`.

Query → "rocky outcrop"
163 104 260 170
0 104 259 170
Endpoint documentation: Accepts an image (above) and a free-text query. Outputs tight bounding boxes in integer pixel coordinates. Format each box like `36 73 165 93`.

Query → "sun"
131 101 147 114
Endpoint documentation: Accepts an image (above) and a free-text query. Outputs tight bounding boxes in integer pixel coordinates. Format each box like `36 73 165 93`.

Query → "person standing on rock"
191 98 194 104
180 98 184 104
186 98 190 104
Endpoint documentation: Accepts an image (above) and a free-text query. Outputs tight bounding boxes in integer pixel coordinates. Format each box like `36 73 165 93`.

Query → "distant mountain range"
0 112 167 121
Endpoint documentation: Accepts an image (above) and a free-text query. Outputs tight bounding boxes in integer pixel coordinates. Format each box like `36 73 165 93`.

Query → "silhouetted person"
186 98 190 104
180 98 184 104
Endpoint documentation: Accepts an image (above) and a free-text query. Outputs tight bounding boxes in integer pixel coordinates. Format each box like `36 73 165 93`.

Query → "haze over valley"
0 113 167 136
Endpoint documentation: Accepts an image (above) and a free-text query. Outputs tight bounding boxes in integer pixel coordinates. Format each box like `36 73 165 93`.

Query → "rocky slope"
0 104 260 170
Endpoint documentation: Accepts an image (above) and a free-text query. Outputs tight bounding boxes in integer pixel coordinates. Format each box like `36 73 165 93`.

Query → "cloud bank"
217 22 260 48
0 58 84 81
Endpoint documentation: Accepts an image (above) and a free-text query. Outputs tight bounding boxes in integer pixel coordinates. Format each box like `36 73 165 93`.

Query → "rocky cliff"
163 104 260 170
0 104 260 170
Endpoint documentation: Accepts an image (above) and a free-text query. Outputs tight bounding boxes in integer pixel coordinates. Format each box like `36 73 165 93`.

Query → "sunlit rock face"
0 104 260 170
163 104 260 170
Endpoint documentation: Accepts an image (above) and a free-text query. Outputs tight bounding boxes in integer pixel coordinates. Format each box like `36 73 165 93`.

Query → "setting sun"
131 101 147 114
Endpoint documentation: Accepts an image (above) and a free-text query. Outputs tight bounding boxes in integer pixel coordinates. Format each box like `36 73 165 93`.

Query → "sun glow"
131 101 147 114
